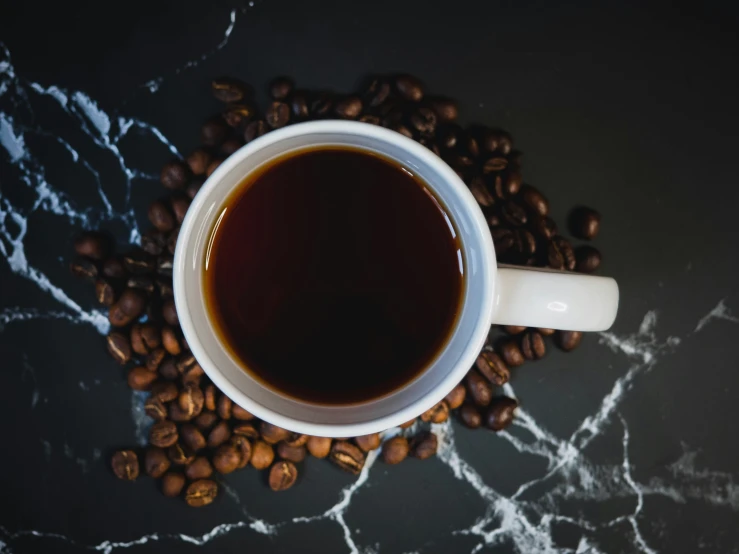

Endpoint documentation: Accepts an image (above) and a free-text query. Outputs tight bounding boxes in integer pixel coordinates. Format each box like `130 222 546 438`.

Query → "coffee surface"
204 146 463 404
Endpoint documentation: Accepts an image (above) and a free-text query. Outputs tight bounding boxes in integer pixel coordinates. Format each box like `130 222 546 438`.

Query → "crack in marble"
695 298 738 333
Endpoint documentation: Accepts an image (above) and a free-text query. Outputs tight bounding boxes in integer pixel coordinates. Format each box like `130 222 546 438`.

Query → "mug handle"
490 265 619 331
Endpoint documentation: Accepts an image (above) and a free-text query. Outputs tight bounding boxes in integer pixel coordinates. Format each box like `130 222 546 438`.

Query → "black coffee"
204 146 464 404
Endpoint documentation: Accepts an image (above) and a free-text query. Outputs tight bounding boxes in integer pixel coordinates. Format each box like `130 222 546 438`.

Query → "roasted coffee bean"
201 117 229 147
310 92 334 117
260 422 290 444
126 275 155 293
410 431 438 460
491 228 515 254
151 381 178 402
392 123 414 139
223 104 254 127
569 207 600 240
180 424 207 452
410 107 437 134
111 450 139 480
213 444 241 474
70 257 98 281
364 77 391 107
158 357 179 381
465 370 493 406
168 402 193 422
150 421 178 448
420 400 450 423
520 185 549 216
106 331 131 364
186 149 212 176
175 353 197 375
330 441 365 474
538 327 556 336
161 472 186 497
474 351 510 386
74 232 110 261
505 326 527 335
556 330 583 352
229 436 252 468
145 348 167 372
168 443 195 466
221 138 243 156
162 298 178 326
170 195 190 224
499 340 525 367
500 201 527 227
479 128 513 155
161 326 181 356
216 394 232 420
497 169 522 197
194 410 218 432
212 77 250 103
160 160 191 190
399 419 416 429
395 74 424 102
290 91 309 118
459 403 482 429
482 156 508 174
354 433 381 452
186 179 202 199
382 437 409 465
306 436 332 459
444 383 467 410
186 457 213 480
575 245 602 273
269 461 298 491
426 96 458 123
277 442 307 463
181 362 204 386
140 230 165 256
128 367 158 391
334 96 363 119
485 397 518 431
102 256 126 279
283 433 308 447
144 447 170 478
207 421 231 448
529 215 558 240
269 76 293 100
148 200 175 233
122 250 155 274
231 404 255 421
359 114 381 125
186 479 218 507
179 384 204 418
251 440 275 469
265 101 290 128
145 397 167 421
548 236 576 271
513 228 537 259
233 422 260 439
205 159 223 177
521 330 546 360
204 384 216 411
244 119 268 143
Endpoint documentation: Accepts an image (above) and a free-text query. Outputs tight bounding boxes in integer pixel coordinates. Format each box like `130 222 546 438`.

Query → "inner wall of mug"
177 123 496 432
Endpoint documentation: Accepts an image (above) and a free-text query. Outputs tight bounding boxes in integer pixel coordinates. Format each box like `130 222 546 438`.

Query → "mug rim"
174 120 496 436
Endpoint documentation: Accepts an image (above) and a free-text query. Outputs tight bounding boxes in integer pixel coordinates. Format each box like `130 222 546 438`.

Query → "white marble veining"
1 14 738 553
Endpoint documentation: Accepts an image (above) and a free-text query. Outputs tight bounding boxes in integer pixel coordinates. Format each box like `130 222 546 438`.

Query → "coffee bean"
181 363 204 387
575 246 602 273
269 461 298 491
156 255 173 277
140 229 165 256
420 400 450 423
521 330 546 360
212 77 251 103
392 123 414 139
538 327 556 336
126 275 155 293
482 156 508 174
186 457 213 480
213 444 241 474
277 442 307 463
501 201 527 227
186 149 212 176
230 435 252 468
148 200 175 233
179 384 204 418
399 419 416 429
265 102 290 128
382 437 409 465
150 421 177 448
232 404 254 421
505 326 527 335
170 195 190 225
410 107 437 134
395 75 424 102
499 340 525 367
244 119 269 143
363 77 391 107
207 421 231 449
122 250 155 274
145 348 167 372
144 447 170 478
251 440 275 469
144 396 167 421
185 479 218 507
426 96 458 123
520 185 549 216
204 158 222 178
491 228 515 254
444 383 467 410
465 370 493 406
310 92 334 117
306 436 332 458
151 381 178 402
290 91 309 118
106 331 131 364
221 138 243 156
168 443 195 466
161 472 186 497
111 450 139 480
168 402 193 422
180 424 206 452
474 351 510 386
569 207 600 240
161 326 181 356
229 423 256 440
162 298 178 326
354 434 381 452
556 330 583 351
548 236 576 271
101 256 126 279
467 177 495 207
216 394 232 420
204 384 216 412
269 76 294 100
201 117 229 147
330 441 365 474
359 114 381 125
260 422 290 444
479 128 513 155
74 232 110 260
410 431 438 460
194 411 218 432
485 396 518 431
160 160 191 190
334 96 363 119
282 433 308 447
459 403 482 429
128 367 157 391
70 257 98 281
498 169 522 197
222 104 255 128
529 215 558 240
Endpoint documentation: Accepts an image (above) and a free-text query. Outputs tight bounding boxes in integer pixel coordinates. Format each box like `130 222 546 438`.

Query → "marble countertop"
1 1 738 553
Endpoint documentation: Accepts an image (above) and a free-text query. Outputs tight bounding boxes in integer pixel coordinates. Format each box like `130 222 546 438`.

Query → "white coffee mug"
174 120 618 437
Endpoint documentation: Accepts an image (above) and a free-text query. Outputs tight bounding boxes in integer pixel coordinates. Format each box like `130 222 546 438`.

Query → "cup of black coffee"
174 121 618 436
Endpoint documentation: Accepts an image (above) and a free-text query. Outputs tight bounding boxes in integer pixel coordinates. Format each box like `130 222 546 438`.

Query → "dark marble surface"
1 1 738 552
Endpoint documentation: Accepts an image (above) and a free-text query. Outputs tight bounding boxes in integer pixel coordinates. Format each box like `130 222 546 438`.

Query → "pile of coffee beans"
70 74 602 507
